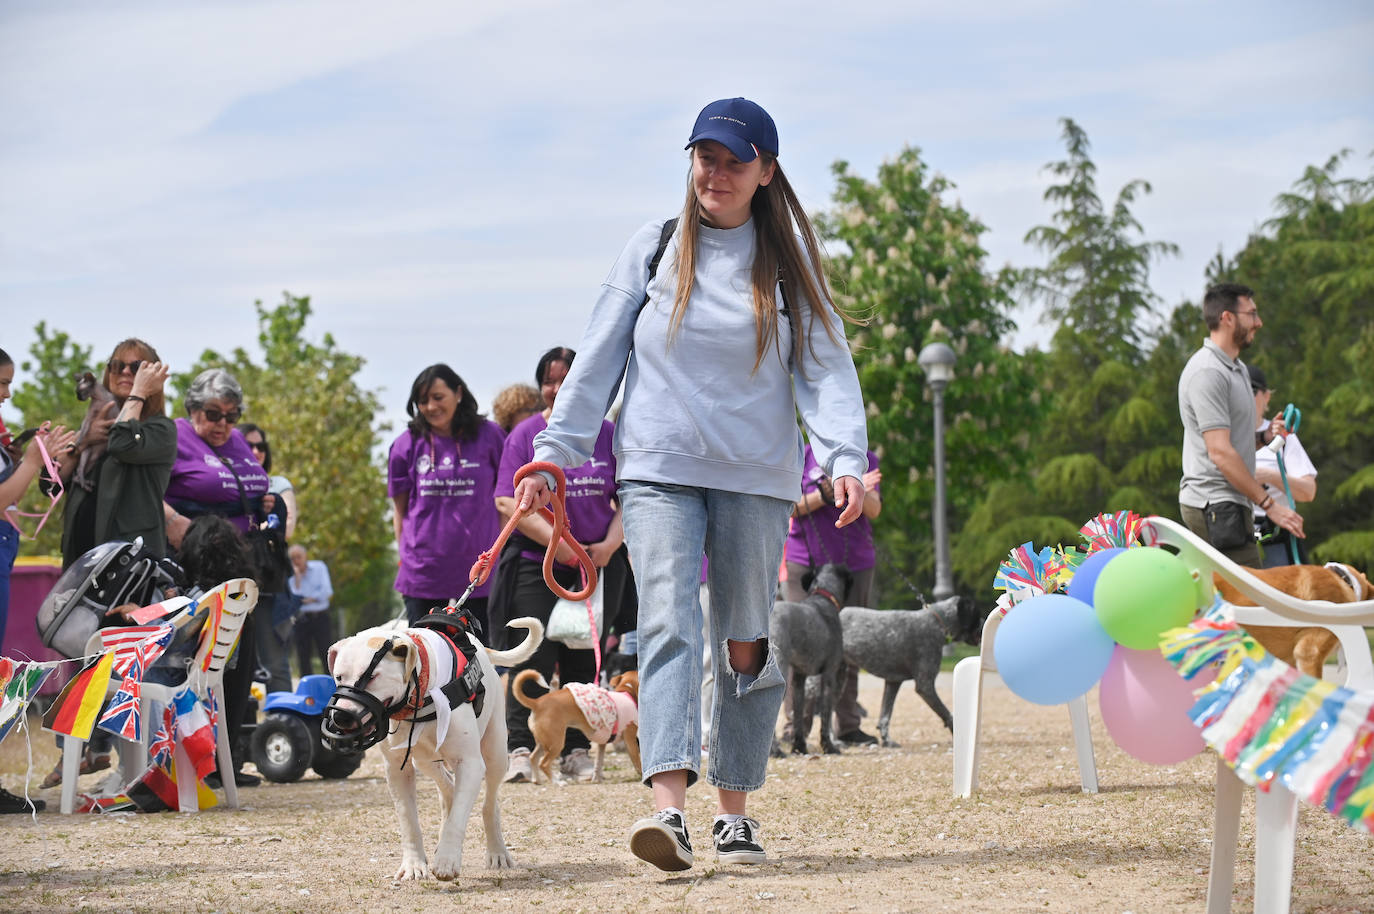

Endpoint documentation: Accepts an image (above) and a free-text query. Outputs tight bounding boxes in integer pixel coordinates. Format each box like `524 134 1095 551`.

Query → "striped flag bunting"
42 651 115 740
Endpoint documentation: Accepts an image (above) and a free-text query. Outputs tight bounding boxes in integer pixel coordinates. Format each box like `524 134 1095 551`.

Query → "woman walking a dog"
512 98 869 871
388 364 506 629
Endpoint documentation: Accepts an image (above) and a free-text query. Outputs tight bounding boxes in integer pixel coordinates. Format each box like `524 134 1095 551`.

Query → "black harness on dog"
321 606 487 764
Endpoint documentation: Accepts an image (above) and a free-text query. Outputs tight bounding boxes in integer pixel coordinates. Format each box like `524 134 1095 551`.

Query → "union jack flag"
99 623 174 677
96 658 144 741
148 704 176 769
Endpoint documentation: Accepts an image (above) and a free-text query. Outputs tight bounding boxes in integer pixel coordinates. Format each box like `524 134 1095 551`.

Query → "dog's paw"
487 847 515 869
394 857 431 881
822 742 843 756
879 737 901 749
789 743 809 756
431 851 462 881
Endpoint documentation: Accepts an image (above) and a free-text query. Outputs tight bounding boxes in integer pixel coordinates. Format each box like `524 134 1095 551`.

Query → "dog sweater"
565 682 637 744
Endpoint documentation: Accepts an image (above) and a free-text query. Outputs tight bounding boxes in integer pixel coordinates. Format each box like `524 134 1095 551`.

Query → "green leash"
1271 403 1303 564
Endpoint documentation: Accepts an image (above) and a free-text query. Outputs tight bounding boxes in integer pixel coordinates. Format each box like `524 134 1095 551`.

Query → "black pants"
220 614 257 772
505 560 599 754
294 611 334 676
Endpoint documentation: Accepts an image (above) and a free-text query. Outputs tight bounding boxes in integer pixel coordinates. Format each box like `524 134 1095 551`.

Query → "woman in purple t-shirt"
161 367 273 787
388 363 506 628
491 346 633 784
780 444 882 746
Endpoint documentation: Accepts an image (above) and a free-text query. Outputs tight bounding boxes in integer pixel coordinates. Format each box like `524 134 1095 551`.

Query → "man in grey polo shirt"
1178 282 1304 567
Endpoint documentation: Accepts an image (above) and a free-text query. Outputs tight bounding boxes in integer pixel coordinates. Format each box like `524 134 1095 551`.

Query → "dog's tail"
485 616 544 667
510 668 551 709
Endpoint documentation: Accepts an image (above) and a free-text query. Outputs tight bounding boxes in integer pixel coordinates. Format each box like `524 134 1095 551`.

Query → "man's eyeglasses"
202 407 242 424
108 359 144 376
1233 308 1260 320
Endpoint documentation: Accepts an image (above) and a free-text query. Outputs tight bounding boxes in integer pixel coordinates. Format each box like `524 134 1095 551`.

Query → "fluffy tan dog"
1214 563 1371 678
511 669 641 784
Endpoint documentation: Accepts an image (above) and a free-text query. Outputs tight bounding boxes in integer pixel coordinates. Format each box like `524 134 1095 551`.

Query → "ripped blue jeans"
618 480 791 792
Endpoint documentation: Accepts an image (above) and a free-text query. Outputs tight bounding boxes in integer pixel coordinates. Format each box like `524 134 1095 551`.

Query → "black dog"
838 596 984 746
769 563 852 756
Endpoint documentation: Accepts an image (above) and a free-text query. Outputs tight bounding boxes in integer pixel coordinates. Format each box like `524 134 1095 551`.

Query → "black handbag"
1204 501 1253 551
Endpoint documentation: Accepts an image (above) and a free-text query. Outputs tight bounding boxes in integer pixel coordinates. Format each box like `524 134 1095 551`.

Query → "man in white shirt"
288 545 335 676
1248 364 1317 567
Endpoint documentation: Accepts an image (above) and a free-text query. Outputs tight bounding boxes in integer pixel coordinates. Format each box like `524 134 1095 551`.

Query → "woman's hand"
166 510 191 549
513 474 552 515
29 425 77 465
831 475 865 528
130 361 169 402
862 468 882 490
587 539 616 568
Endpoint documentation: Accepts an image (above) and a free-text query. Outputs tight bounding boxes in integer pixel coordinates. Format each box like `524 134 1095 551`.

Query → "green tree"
818 146 1041 601
954 119 1181 599
177 294 397 629
1215 151 1374 568
10 322 96 558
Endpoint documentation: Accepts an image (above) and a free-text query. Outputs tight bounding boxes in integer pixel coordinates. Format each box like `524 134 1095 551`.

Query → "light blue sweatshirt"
533 217 868 502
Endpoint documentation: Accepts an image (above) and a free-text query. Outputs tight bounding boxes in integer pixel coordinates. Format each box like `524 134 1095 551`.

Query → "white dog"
325 617 543 881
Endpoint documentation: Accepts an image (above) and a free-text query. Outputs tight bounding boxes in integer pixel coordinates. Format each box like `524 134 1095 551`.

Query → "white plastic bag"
545 575 604 649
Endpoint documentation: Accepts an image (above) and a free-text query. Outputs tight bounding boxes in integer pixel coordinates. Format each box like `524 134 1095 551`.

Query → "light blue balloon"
993 593 1116 705
1066 547 1126 605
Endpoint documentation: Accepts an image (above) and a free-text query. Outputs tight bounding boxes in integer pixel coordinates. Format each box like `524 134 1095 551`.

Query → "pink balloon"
1098 646 1211 766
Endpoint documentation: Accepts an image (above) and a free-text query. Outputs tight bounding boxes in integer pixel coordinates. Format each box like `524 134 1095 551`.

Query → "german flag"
42 652 115 740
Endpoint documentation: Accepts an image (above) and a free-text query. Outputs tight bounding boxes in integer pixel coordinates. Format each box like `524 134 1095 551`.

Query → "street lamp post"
918 342 957 600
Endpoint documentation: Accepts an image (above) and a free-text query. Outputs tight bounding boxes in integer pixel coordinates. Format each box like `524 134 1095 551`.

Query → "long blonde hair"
668 152 858 372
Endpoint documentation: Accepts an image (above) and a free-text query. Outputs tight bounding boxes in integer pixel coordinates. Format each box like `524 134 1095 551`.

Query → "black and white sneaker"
712 816 767 864
629 809 693 871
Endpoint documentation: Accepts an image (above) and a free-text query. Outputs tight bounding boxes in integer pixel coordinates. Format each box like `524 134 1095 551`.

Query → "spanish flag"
42 652 115 740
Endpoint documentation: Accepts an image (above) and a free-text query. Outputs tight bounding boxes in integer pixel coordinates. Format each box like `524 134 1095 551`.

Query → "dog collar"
814 588 843 612
928 606 955 644
1325 562 1364 601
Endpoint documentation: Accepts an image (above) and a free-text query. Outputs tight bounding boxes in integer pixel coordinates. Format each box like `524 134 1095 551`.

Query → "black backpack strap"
639 217 679 312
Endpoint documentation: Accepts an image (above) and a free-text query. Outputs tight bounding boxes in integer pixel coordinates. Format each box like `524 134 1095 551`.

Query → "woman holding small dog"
512 98 869 871
389 363 506 629
493 345 632 785
52 338 177 568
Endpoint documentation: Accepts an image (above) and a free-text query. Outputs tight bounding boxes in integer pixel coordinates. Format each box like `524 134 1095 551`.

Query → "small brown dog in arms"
1214 562 1371 678
511 669 641 783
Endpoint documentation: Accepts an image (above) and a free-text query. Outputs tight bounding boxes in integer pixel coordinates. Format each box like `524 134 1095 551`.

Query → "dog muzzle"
321 637 414 756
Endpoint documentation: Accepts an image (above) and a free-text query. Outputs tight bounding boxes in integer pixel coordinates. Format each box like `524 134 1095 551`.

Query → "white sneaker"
559 747 595 782
504 747 532 783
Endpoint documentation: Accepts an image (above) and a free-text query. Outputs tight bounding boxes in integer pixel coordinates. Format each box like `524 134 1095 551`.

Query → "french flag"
171 687 218 780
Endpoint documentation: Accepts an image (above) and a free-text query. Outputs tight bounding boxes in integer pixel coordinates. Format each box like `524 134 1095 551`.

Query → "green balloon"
1092 547 1198 650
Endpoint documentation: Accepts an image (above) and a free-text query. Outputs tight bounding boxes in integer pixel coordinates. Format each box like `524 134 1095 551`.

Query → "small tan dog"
1214 562 1371 678
511 669 641 784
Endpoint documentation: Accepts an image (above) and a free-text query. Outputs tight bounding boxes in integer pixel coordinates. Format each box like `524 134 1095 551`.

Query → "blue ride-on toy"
249 674 364 783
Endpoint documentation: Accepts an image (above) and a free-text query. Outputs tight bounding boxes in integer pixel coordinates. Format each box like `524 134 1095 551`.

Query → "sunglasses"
108 358 144 376
247 440 267 451
202 407 242 424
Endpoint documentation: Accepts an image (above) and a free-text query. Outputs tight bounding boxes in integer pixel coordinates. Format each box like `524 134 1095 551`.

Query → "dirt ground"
2 671 1371 914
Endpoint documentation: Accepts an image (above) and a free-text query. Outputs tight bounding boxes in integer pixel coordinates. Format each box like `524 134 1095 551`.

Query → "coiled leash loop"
467 461 598 603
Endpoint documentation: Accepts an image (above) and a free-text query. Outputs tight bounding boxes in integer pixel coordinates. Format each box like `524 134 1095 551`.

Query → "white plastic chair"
1140 517 1374 914
59 579 258 814
951 608 1098 798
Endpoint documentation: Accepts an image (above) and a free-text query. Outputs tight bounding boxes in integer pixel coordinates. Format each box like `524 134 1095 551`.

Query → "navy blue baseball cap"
685 97 778 163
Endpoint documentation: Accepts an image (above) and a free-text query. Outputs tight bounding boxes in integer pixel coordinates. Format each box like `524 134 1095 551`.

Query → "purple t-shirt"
784 446 879 571
388 420 506 600
165 419 271 533
496 413 617 565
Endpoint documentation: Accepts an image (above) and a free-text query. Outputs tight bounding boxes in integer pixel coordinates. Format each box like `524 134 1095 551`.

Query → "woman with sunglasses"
50 338 176 568
162 367 271 788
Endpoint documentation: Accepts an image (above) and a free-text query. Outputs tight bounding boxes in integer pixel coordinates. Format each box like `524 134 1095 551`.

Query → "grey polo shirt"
1178 338 1255 509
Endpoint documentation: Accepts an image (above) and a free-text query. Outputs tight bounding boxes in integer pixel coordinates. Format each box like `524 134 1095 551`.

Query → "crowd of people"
2 101 1325 883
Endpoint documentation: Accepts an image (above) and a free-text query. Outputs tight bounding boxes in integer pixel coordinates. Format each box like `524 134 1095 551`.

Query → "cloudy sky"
3 0 1371 436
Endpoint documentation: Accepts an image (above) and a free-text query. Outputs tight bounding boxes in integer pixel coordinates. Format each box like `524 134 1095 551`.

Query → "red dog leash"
466 461 598 603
